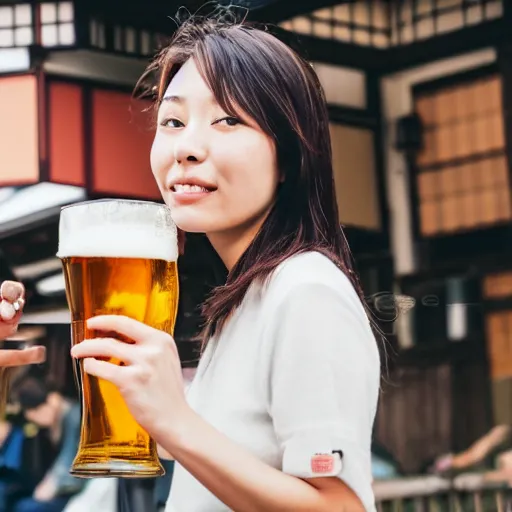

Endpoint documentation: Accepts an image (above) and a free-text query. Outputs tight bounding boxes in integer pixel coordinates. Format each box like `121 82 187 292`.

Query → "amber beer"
57 199 179 478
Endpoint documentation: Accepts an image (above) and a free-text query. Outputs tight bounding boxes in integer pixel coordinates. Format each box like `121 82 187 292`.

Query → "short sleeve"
268 279 379 511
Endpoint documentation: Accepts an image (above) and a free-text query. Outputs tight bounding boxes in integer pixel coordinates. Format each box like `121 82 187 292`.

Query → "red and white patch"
311 454 335 474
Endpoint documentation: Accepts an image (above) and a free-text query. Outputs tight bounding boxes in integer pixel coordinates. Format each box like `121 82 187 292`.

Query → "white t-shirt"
166 252 380 512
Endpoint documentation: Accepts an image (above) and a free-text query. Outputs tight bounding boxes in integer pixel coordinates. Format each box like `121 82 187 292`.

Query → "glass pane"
313 21 331 39
485 0 503 20
97 22 105 49
0 7 14 28
141 31 151 55
466 5 483 25
417 172 438 201
114 26 122 51
417 18 435 39
41 3 57 24
15 4 31 26
372 33 389 48
333 4 351 22
0 28 14 46
59 2 74 22
15 26 32 46
125 27 136 53
313 7 331 20
58 22 74 45
372 1 389 29
42 23 58 46
333 25 351 42
353 2 370 26
292 16 311 35
440 195 462 232
461 191 478 227
354 29 371 46
420 201 439 235
89 19 97 46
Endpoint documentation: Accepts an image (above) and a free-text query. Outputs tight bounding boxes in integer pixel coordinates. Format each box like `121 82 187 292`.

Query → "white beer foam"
57 200 178 262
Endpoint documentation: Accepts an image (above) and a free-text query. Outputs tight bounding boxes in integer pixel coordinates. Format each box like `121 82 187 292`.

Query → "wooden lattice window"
279 0 503 48
484 272 512 379
40 2 74 47
484 271 512 299
0 3 33 47
415 73 510 236
486 311 512 380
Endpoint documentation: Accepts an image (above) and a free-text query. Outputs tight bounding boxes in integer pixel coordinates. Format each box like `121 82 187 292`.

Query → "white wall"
313 63 366 109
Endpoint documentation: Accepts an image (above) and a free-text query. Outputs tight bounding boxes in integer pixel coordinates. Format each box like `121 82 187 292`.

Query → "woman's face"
151 59 280 238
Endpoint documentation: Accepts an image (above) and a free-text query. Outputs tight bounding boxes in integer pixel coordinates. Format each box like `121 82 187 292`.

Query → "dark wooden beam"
279 31 383 71
385 19 505 74
248 0 348 23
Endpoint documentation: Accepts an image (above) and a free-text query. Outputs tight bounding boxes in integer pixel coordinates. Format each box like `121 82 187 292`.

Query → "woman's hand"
0 281 46 367
70 315 190 444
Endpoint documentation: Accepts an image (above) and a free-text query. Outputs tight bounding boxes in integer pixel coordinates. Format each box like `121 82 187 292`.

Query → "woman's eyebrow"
162 94 183 103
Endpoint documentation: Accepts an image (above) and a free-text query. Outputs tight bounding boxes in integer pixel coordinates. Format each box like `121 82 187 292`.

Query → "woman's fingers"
86 315 164 345
71 338 136 364
82 358 123 385
0 346 46 367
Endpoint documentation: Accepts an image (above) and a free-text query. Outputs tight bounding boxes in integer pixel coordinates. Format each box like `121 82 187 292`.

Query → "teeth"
174 184 209 193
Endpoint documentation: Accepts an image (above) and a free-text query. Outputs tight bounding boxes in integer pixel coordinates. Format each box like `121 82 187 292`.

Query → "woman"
7 13 380 512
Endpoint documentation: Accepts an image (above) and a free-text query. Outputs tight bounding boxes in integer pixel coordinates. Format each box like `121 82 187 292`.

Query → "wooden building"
0 0 510 476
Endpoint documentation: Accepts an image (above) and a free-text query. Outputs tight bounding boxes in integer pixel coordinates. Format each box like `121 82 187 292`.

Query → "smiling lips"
170 182 216 204
173 184 212 194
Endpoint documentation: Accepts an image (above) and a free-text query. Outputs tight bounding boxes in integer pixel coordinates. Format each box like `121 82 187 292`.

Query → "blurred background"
1 0 511 510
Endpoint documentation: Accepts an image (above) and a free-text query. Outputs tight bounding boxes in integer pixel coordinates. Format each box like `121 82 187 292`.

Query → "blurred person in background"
8 376 84 512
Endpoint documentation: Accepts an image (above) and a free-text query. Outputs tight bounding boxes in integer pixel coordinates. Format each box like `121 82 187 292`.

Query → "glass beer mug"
57 199 179 477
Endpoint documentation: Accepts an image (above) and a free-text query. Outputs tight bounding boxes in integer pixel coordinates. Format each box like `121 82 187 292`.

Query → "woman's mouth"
172 184 212 194
170 183 216 205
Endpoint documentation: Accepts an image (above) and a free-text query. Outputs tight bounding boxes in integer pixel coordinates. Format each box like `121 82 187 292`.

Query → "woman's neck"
207 215 268 272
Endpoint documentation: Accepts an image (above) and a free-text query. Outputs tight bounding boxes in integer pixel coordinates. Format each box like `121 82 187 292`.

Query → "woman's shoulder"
265 251 358 303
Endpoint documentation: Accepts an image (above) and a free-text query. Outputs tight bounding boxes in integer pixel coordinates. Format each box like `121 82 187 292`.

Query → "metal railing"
374 474 512 512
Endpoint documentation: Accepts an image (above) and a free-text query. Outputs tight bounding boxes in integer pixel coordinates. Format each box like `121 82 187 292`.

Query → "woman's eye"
162 118 184 128
216 117 241 127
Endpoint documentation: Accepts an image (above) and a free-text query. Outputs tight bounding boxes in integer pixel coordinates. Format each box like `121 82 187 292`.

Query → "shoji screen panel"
415 73 509 236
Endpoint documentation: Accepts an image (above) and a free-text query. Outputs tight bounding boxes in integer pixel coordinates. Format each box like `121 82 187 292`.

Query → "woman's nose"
173 129 207 164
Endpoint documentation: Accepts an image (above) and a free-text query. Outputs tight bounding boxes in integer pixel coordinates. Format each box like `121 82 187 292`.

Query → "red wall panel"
92 90 159 200
0 75 39 185
49 81 85 186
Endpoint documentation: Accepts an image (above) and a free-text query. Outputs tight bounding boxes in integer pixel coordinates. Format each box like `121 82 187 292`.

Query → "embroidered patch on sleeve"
310 450 343 476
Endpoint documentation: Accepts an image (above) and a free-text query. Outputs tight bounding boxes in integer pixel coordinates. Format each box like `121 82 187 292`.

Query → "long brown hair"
138 11 371 350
